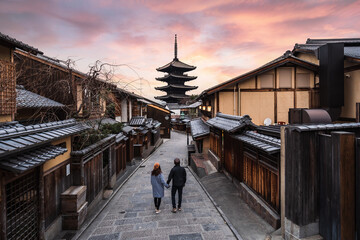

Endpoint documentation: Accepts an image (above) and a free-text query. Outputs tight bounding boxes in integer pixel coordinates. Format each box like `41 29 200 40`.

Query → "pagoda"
155 35 197 103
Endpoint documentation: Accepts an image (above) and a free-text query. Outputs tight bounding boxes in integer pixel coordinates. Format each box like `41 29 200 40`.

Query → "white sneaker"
156 209 161 214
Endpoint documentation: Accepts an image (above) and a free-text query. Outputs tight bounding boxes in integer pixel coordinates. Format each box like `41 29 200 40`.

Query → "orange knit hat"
154 162 160 169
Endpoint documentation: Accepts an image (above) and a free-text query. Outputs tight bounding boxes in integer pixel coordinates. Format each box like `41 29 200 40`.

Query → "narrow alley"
78 131 237 240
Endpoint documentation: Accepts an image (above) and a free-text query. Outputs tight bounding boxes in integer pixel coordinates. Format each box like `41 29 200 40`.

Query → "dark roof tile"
0 145 67 173
0 119 89 158
0 32 42 54
190 118 210 140
206 113 257 133
129 116 146 126
233 131 281 154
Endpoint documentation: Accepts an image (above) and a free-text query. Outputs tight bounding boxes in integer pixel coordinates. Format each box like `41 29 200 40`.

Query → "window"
259 74 274 88
278 68 292 88
296 73 310 88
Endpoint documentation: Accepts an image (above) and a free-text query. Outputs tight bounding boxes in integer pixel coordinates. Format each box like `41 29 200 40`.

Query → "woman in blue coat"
151 162 169 213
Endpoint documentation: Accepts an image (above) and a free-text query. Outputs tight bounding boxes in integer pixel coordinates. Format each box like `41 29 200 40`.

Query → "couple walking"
150 158 186 214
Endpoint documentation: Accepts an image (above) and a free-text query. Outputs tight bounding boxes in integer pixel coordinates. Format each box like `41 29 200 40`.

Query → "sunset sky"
1 0 360 101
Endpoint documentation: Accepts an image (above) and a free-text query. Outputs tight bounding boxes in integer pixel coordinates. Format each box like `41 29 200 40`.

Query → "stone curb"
73 141 163 240
187 166 244 240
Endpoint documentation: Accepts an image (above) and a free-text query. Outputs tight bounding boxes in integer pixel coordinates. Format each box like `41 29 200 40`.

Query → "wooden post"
356 138 360 239
280 126 286 237
38 166 45 240
0 174 6 240
332 131 355 240
356 103 360 122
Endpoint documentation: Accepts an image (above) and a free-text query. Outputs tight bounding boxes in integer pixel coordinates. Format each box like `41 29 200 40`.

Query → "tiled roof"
190 118 210 140
157 59 196 73
115 132 127 143
156 73 197 82
0 32 43 54
306 38 360 45
0 119 88 158
256 125 282 138
122 125 136 135
291 122 360 132
344 46 360 59
0 121 23 130
293 38 360 60
129 116 146 126
155 84 198 91
233 131 280 154
206 113 257 133
71 135 115 159
16 85 64 109
152 120 161 129
0 145 67 173
167 103 187 110
155 94 190 100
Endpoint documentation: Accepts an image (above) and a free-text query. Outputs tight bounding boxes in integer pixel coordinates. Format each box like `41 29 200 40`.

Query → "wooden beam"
274 68 278 124
294 66 297 108
344 64 360 73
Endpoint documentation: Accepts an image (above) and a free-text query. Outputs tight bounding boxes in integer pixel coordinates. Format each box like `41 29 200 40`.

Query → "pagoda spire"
174 34 178 60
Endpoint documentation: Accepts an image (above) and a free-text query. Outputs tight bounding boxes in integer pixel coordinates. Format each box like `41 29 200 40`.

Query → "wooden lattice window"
6 170 39 240
0 60 16 115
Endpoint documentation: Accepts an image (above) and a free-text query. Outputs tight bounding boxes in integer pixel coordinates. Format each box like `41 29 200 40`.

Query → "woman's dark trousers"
154 197 161 210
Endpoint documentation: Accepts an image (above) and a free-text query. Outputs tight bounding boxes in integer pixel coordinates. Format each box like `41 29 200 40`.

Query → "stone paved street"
79 131 236 240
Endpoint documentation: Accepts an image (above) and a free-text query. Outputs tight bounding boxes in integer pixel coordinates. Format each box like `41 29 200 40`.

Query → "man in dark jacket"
167 158 186 213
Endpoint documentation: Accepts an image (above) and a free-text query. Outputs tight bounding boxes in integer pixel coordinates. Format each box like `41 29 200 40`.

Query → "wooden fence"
285 126 360 239
242 146 280 212
319 132 356 240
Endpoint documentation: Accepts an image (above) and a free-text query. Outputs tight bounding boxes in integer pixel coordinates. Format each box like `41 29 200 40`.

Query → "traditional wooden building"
198 51 319 125
293 38 360 121
128 116 162 159
0 119 88 240
146 104 171 138
155 35 197 103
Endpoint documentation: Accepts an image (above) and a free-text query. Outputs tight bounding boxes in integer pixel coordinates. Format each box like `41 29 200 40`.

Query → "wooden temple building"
155 35 197 103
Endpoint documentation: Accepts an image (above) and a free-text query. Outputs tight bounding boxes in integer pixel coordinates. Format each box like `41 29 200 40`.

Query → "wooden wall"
83 154 103 204
44 161 71 229
147 105 171 138
209 66 317 125
115 142 126 176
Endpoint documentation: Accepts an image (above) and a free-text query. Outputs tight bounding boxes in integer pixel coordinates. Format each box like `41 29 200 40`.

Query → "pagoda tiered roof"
155 35 197 103
157 59 196 73
155 73 197 82
155 84 198 92
155 94 189 101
